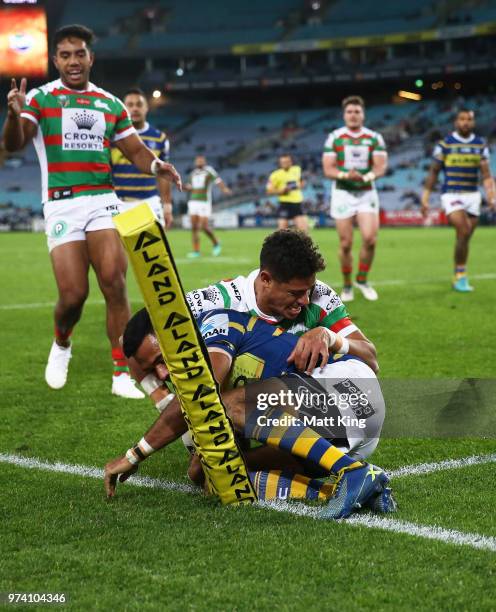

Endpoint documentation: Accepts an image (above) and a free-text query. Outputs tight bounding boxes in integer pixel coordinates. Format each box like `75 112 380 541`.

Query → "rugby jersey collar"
245 269 280 323
453 131 476 143
55 79 98 93
136 122 150 134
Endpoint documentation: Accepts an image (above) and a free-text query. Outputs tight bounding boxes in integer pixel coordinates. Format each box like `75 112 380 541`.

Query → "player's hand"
104 454 138 498
156 162 182 191
348 169 363 181
7 78 27 118
287 327 330 374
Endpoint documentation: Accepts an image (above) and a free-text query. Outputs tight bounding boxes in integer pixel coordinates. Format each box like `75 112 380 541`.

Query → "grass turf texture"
1 228 495 611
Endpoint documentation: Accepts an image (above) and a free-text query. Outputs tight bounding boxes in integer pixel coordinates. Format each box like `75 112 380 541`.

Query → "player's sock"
455 265 466 279
342 265 352 289
249 469 335 502
111 348 129 377
356 261 370 284
246 407 362 476
55 325 72 346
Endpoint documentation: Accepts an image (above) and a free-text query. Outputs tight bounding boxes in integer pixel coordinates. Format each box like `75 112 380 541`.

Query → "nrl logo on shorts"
57 95 70 108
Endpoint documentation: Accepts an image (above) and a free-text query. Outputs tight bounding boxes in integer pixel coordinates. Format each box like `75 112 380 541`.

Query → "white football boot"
45 341 72 389
112 373 145 399
354 281 378 301
340 286 354 302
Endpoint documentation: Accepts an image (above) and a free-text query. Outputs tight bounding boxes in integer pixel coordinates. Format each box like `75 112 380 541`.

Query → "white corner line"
2 451 496 553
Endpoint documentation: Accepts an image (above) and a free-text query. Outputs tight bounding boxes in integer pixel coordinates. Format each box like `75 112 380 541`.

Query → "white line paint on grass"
0 453 196 495
2 451 496 553
388 453 496 478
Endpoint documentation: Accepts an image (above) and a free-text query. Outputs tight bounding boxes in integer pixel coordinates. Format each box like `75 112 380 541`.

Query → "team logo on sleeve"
62 108 106 151
200 313 229 339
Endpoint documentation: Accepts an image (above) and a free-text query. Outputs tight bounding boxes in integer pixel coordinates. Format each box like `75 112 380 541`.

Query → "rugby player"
129 230 378 401
111 88 173 228
2 24 181 398
184 155 231 258
322 96 388 302
421 109 496 292
266 154 308 232
104 307 394 518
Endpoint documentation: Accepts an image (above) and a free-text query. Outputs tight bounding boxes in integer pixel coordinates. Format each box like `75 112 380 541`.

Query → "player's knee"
339 239 352 254
187 454 205 487
98 268 127 297
363 234 377 249
58 287 88 311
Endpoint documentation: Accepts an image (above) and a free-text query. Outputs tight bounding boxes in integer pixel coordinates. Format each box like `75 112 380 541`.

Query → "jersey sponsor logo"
313 284 332 298
229 281 242 302
344 145 369 170
62 108 106 151
324 293 342 312
94 99 111 111
333 379 375 419
202 287 219 302
76 98 91 106
200 312 229 339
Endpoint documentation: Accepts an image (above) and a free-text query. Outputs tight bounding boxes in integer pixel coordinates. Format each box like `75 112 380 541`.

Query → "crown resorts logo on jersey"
61 108 106 151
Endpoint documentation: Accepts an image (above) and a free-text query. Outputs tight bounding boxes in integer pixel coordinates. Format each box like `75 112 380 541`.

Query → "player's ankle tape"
156 393 176 413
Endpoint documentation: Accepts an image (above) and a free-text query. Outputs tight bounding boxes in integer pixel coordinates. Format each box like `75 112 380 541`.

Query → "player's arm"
366 150 388 181
216 177 232 196
115 133 182 190
158 177 173 228
421 161 441 217
104 349 232 497
266 174 287 195
2 79 37 152
287 326 378 374
322 151 361 182
480 159 496 210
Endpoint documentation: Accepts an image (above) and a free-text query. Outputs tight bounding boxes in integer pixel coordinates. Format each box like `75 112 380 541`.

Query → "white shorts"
188 200 211 218
441 192 481 217
331 187 380 220
311 359 385 459
120 195 165 226
43 192 122 252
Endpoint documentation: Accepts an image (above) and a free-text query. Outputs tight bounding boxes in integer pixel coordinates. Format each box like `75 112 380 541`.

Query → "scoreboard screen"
0 6 48 77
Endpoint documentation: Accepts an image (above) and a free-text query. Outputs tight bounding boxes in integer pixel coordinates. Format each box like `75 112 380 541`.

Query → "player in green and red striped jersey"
322 96 388 303
2 24 181 399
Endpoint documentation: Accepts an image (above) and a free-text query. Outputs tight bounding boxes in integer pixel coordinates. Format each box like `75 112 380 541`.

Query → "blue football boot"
320 464 389 520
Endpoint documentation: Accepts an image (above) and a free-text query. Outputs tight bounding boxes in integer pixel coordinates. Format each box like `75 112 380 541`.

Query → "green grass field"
1 228 495 611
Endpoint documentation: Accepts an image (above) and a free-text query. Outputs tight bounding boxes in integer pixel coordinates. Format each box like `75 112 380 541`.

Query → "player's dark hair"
122 308 154 358
260 230 325 282
456 108 474 118
52 24 96 53
124 87 146 99
342 95 365 110
279 153 292 159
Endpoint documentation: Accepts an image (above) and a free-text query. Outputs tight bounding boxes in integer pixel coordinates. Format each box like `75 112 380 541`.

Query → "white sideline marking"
388 453 496 478
0 453 196 495
2 451 496 552
1 272 494 310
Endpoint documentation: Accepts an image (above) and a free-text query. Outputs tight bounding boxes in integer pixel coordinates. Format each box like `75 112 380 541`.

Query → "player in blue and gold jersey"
422 109 496 291
111 88 173 227
104 307 394 518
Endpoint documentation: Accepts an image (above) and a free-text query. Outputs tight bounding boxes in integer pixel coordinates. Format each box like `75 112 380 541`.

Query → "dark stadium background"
1 0 496 229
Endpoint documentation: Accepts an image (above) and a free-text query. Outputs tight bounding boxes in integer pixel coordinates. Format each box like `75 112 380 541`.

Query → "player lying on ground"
421 108 496 292
104 308 396 519
2 24 181 399
130 230 378 406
